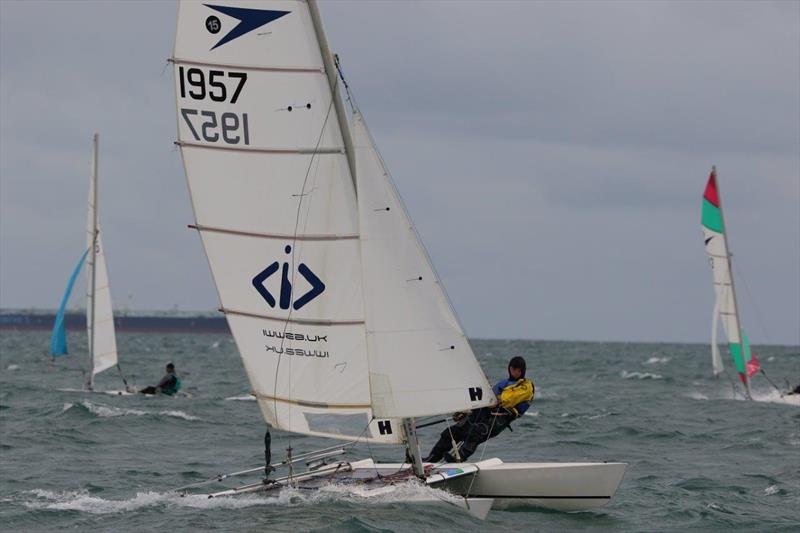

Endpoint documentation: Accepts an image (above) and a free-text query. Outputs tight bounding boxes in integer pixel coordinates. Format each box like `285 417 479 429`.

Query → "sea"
1 330 798 532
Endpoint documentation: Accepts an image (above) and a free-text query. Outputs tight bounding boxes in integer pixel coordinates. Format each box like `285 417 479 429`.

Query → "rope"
759 368 785 397
446 423 461 462
463 408 500 501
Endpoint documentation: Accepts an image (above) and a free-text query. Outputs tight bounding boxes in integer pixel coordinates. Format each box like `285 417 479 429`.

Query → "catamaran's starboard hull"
348 458 626 512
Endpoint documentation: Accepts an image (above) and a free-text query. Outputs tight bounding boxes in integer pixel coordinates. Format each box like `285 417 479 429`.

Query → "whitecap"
686 391 709 401
642 357 670 365
620 370 663 380
523 411 539 417
225 395 256 402
63 401 198 421
83 401 146 418
158 410 199 421
764 485 779 495
6 364 19 371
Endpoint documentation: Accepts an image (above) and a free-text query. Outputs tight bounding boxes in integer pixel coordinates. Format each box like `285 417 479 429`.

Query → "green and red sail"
701 168 760 384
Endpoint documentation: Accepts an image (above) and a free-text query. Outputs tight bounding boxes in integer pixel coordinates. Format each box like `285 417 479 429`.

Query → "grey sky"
1 1 798 344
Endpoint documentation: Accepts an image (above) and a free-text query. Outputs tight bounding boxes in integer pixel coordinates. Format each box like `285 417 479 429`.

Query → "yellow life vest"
498 378 534 409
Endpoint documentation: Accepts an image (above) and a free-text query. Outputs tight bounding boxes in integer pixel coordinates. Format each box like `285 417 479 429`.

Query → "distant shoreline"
0 310 229 334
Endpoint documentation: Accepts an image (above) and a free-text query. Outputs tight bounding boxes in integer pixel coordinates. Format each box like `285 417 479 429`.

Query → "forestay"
354 112 493 418
701 168 759 383
173 0 397 443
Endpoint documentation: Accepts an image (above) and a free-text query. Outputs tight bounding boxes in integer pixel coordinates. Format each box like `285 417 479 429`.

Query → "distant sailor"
139 362 182 396
424 356 534 463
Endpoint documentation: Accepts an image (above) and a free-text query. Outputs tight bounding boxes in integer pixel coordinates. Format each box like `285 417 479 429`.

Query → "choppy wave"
620 370 663 380
224 395 256 401
61 401 199 421
20 482 457 514
686 391 709 400
642 357 670 365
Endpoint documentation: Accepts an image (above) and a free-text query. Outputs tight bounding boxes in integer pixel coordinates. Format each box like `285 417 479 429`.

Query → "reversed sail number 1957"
180 109 250 145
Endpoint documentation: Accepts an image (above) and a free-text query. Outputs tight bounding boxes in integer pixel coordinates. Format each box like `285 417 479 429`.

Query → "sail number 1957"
178 67 247 103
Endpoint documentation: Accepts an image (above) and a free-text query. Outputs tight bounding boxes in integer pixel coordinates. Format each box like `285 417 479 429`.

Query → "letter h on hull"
468 387 483 402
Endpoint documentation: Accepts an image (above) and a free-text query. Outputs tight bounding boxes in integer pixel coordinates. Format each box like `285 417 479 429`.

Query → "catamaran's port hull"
349 458 626 512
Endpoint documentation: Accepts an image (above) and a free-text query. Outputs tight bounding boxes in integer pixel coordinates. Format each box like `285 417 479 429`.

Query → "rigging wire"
463 410 500 501
732 264 785 396
270 75 338 450
732 263 771 343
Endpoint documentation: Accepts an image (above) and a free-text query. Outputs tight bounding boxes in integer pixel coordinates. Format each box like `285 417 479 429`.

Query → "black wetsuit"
425 406 514 463
140 372 179 395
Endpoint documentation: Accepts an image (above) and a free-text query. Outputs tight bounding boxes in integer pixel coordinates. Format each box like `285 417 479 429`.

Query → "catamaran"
701 167 796 405
51 134 132 395
170 0 626 516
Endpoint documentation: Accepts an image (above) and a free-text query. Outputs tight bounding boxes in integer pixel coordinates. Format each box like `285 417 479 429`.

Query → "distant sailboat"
701 167 794 404
51 134 132 395
170 0 625 516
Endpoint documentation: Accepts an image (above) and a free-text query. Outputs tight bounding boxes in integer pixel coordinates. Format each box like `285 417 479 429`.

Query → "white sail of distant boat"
171 0 626 515
51 134 131 394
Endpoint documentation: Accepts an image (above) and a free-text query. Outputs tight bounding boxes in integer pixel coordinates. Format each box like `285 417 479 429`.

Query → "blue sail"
50 248 90 356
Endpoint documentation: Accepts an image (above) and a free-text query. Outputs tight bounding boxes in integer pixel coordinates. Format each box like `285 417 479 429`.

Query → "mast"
88 133 99 389
307 0 357 192
713 166 751 399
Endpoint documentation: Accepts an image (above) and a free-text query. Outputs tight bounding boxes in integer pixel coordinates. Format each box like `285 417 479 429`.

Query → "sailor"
424 356 534 463
139 362 182 396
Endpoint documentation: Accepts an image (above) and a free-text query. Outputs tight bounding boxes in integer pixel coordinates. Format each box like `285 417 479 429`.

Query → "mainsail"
701 167 760 387
86 136 119 378
173 0 492 443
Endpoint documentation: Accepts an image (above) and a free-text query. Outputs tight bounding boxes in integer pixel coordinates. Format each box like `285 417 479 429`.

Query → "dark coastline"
0 310 229 334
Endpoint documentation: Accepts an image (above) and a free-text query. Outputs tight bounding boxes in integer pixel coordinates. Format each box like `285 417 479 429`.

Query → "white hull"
349 458 626 512
57 388 134 396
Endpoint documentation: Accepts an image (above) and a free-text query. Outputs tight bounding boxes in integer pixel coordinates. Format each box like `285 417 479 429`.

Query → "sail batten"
171 57 324 74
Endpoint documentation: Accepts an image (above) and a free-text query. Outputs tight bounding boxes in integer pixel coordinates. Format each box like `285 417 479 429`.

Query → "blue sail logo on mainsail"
50 248 90 356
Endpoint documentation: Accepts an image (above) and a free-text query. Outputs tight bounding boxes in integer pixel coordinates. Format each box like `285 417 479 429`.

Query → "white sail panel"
702 225 741 345
86 170 117 376
174 0 401 443
710 293 723 375
174 1 322 71
354 112 493 418
180 148 355 236
175 72 343 152
89 233 118 375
